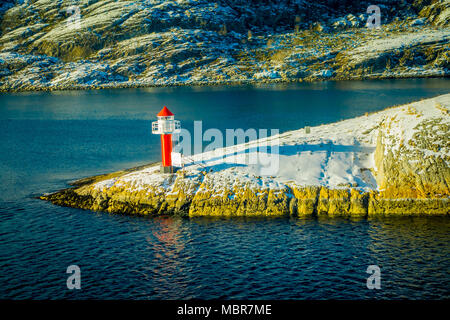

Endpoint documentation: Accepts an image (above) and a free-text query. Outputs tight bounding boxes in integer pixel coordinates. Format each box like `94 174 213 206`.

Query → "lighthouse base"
160 166 173 174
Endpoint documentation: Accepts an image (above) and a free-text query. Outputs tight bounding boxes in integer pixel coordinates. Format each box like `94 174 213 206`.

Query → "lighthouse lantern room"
152 106 181 174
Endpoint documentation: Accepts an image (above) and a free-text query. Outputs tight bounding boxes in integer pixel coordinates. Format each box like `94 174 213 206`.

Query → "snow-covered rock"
410 17 427 26
41 94 450 216
0 1 448 91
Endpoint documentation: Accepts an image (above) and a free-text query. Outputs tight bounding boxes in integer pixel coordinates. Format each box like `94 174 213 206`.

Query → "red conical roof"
157 106 174 116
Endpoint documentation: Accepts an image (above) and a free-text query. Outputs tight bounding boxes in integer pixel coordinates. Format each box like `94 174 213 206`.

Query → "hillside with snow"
0 0 449 91
41 94 450 216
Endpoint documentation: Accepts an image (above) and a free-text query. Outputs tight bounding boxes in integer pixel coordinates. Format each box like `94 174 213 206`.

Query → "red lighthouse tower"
152 106 180 173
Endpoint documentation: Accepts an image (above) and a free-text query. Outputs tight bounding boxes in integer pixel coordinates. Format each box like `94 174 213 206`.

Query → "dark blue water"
0 79 449 299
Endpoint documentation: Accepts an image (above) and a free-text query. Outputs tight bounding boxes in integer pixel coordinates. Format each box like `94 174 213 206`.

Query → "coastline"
2 73 449 94
41 181 449 217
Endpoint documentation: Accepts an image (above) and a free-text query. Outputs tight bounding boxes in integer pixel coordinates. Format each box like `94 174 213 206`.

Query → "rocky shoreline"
41 180 448 217
2 72 449 94
40 94 450 217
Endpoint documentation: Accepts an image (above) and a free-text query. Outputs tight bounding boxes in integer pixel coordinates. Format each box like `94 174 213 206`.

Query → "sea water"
0 79 449 299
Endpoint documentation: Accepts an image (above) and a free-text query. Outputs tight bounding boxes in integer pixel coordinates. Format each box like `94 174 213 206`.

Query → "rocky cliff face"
1 0 449 91
41 94 450 217
375 111 449 198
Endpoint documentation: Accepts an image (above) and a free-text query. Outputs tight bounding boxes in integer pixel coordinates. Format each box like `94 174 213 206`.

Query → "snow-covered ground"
92 94 450 198
1 1 449 91
346 29 450 66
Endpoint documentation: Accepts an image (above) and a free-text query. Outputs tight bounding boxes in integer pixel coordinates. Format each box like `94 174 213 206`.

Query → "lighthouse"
152 106 181 173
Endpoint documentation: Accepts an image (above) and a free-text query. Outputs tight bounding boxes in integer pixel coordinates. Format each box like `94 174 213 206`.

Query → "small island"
41 94 449 217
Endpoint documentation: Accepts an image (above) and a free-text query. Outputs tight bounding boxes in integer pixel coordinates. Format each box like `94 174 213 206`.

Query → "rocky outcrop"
0 0 449 91
376 119 449 198
40 95 450 217
416 0 450 26
369 98 450 215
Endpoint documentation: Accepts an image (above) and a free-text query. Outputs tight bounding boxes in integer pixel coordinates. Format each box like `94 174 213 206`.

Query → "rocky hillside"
0 0 449 91
41 94 450 216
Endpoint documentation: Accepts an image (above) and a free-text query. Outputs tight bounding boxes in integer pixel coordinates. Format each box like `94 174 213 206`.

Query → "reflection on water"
146 217 189 299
